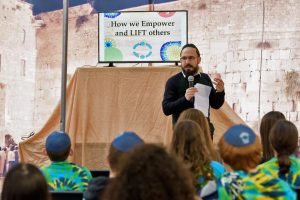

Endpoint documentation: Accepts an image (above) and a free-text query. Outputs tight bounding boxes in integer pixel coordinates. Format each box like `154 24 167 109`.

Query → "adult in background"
1 163 51 200
0 147 5 176
201 124 296 200
7 145 16 171
2 147 7 176
41 131 92 191
83 131 144 200
4 134 16 148
260 111 285 163
162 43 225 137
14 145 19 164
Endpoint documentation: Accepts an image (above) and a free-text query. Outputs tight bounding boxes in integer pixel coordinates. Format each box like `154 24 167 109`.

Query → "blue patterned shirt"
201 169 296 200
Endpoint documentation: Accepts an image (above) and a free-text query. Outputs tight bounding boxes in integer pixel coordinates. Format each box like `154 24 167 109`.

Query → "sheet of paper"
194 83 212 117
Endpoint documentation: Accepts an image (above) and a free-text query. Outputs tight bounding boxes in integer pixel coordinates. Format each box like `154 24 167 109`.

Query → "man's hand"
185 87 198 101
213 77 224 92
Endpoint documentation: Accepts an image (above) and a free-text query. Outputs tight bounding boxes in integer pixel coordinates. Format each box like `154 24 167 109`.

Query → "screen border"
98 10 188 64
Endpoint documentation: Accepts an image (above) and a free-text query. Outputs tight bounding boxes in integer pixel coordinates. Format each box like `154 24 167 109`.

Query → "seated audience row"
1 109 299 200
201 123 296 199
102 143 198 200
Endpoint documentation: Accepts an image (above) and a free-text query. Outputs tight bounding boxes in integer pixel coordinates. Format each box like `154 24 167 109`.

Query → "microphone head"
188 76 194 82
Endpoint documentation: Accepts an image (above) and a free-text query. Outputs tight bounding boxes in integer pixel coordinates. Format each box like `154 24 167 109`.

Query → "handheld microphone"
188 76 194 88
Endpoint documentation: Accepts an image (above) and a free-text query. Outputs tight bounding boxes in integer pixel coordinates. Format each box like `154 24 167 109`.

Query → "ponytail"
277 153 291 174
269 120 298 175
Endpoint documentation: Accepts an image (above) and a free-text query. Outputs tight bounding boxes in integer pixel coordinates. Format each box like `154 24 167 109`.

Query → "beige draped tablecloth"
19 66 244 169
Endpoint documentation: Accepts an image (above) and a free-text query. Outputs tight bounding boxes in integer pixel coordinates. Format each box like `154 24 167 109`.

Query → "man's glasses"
180 56 196 61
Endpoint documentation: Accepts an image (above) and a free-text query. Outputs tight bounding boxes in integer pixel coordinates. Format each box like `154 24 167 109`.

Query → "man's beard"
182 64 199 76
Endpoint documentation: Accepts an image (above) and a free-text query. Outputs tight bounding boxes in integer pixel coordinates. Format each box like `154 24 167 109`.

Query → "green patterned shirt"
258 155 300 190
41 161 92 191
216 170 296 200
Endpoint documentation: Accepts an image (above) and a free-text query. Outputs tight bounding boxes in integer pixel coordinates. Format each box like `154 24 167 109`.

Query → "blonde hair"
171 120 214 184
178 108 221 161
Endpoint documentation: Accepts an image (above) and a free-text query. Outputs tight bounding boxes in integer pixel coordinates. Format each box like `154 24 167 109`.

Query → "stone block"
273 101 295 112
210 40 228 53
260 102 273 114
236 51 245 61
270 50 280 60
225 73 233 83
232 102 242 113
240 71 251 82
226 51 234 62
279 38 295 49
231 83 247 95
286 112 298 121
246 111 259 122
232 72 241 83
238 40 249 50
266 60 280 70
279 49 291 59
244 50 253 60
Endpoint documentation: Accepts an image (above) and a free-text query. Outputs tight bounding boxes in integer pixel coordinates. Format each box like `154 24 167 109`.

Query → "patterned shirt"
242 170 296 199
258 155 300 190
197 161 225 190
41 161 92 191
201 169 296 200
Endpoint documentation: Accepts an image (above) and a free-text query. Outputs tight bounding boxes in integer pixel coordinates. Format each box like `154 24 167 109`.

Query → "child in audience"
14 145 19 164
201 124 296 200
41 131 92 191
170 120 225 193
177 108 221 162
258 120 300 190
83 131 144 200
260 111 285 163
103 144 197 200
2 163 51 200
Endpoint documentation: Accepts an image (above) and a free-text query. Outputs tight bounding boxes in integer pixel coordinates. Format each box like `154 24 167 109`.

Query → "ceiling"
25 0 177 15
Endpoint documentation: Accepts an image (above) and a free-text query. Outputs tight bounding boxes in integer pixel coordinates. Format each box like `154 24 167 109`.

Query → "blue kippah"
224 124 256 147
112 131 144 152
46 131 71 153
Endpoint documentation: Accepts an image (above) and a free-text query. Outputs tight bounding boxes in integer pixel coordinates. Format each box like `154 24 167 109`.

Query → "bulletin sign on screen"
98 11 188 63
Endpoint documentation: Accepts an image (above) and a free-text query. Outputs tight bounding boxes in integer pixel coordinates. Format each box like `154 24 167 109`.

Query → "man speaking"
162 43 225 138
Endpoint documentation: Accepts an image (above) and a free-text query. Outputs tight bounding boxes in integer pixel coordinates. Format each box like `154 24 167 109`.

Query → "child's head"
45 131 71 162
108 131 144 173
218 124 261 171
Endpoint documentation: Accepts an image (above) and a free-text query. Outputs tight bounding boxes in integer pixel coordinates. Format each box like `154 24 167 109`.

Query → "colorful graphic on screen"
104 38 123 61
99 11 188 62
133 41 153 59
160 41 181 61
